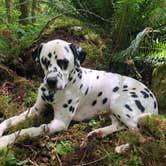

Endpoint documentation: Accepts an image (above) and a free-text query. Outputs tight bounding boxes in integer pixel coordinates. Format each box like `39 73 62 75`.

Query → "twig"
78 148 88 166
55 151 63 166
76 154 108 166
53 138 63 166
28 158 39 166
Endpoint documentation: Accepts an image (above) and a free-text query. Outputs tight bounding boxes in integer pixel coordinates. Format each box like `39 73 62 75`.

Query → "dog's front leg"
0 115 71 149
0 95 47 137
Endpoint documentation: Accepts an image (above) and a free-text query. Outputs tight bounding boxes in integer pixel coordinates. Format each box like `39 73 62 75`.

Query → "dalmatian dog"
0 39 158 149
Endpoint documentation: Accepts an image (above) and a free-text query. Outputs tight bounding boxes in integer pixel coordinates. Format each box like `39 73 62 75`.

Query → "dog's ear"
32 43 44 63
69 43 86 64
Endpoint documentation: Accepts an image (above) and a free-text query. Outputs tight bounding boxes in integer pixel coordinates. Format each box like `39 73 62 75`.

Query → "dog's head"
32 39 86 90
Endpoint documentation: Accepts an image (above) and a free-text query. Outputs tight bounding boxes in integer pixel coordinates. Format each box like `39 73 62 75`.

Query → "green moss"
53 17 103 45
4 114 38 135
23 90 37 107
53 16 83 29
6 107 53 135
139 115 166 141
116 130 145 146
151 63 166 111
139 140 166 164
0 95 20 118
80 42 100 58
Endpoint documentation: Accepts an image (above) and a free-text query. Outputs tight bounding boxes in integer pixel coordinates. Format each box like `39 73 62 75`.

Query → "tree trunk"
5 0 11 23
19 0 29 25
31 0 37 23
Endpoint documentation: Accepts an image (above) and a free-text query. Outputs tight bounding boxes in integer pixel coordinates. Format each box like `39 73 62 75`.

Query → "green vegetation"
0 0 165 165
56 141 76 156
151 63 166 111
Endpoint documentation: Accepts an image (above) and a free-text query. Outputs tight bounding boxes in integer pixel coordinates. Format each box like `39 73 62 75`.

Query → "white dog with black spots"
0 39 158 149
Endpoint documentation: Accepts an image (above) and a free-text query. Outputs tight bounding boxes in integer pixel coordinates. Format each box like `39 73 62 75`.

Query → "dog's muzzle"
46 77 58 89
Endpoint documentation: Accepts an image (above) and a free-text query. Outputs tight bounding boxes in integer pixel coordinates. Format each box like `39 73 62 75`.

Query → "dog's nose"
46 77 57 88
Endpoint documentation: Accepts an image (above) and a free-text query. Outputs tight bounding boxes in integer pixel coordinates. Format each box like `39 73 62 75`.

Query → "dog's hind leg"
87 115 125 138
0 96 46 137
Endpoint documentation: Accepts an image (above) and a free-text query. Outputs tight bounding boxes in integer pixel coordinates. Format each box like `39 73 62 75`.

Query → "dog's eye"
57 59 69 70
41 57 50 69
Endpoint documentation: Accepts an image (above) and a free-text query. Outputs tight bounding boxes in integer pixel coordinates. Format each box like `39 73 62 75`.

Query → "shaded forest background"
0 0 166 165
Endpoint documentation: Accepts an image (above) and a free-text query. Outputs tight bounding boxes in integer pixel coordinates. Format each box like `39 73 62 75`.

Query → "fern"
112 0 166 50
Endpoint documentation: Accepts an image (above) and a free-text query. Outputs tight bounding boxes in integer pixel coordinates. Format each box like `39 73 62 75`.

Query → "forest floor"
0 22 166 166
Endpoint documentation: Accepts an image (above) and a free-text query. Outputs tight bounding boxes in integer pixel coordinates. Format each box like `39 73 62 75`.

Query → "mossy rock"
151 63 166 112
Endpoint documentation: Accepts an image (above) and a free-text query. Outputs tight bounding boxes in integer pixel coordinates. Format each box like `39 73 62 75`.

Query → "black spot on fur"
48 93 54 102
64 46 69 53
144 88 150 93
113 113 116 117
42 91 54 102
123 89 128 91
135 100 145 113
131 94 138 98
96 76 99 79
117 115 121 119
98 91 103 97
63 104 68 108
75 67 82 73
41 87 46 91
80 84 83 89
69 106 75 113
68 76 73 82
92 100 97 106
140 91 149 98
53 67 57 71
125 104 133 111
126 114 131 118
72 79 76 84
48 53 52 58
154 101 157 109
123 85 128 88
55 55 57 59
68 99 72 104
57 59 69 70
130 92 136 95
41 57 50 69
78 73 82 79
113 87 119 92
41 95 46 101
132 88 136 90
150 93 154 98
85 87 89 95
102 98 108 104
35 107 39 111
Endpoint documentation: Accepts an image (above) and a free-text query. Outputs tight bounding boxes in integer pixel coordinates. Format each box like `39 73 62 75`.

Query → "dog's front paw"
0 134 15 149
87 130 104 139
0 123 6 137
0 136 9 149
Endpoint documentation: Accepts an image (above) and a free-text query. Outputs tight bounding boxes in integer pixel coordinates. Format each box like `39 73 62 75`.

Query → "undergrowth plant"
112 0 165 50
